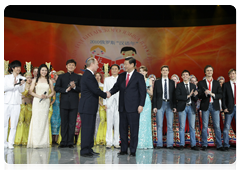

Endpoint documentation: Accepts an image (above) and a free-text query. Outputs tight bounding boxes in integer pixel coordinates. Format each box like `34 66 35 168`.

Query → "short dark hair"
228 68 236 75
181 70 190 76
161 65 169 71
110 64 120 70
10 60 21 70
125 57 136 67
66 59 76 66
120 47 137 54
204 65 214 73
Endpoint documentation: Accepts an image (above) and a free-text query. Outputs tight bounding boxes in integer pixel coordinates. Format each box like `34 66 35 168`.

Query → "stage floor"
4 145 236 164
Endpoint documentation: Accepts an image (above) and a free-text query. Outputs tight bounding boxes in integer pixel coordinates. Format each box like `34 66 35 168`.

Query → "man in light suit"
103 64 120 149
222 69 236 151
79 58 111 157
109 57 146 156
4 60 26 149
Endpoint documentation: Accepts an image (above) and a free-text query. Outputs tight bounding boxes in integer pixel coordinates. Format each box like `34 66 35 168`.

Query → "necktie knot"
165 79 167 81
207 79 212 83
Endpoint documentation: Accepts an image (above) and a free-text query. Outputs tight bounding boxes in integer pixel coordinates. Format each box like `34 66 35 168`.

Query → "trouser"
60 108 78 146
106 100 119 146
4 104 21 145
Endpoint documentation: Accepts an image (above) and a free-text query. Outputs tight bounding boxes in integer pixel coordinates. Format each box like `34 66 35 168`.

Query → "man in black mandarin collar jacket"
109 57 146 156
54 59 82 148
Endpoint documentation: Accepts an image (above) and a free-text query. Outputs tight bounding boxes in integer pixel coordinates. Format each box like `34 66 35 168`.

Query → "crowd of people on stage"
4 56 236 157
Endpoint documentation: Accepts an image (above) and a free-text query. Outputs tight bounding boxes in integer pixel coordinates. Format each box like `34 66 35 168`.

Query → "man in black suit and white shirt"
222 69 236 151
54 59 82 148
198 65 224 151
175 70 199 151
109 57 146 156
152 65 176 149
78 58 111 157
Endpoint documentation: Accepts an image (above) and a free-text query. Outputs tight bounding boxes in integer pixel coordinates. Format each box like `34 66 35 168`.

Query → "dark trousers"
80 113 96 155
120 111 140 154
60 108 78 146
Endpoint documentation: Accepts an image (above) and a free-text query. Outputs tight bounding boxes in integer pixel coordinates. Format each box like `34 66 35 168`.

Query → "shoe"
217 147 225 151
191 146 200 151
68 145 74 148
8 144 14 149
167 146 174 149
117 151 128 156
106 145 112 149
224 147 229 151
130 152 136 156
156 146 163 149
81 153 93 158
202 146 207 151
114 145 121 149
92 151 100 155
178 146 184 150
58 144 66 148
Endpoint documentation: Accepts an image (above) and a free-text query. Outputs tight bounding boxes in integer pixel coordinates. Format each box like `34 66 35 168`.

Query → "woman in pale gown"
27 64 55 148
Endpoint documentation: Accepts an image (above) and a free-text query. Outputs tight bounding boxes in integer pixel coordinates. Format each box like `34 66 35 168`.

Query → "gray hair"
86 58 96 67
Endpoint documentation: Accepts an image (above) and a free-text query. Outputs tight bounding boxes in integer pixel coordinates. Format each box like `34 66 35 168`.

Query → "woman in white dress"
27 64 55 148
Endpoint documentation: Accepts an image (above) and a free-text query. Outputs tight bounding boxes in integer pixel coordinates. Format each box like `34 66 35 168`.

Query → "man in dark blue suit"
109 57 146 156
78 58 111 157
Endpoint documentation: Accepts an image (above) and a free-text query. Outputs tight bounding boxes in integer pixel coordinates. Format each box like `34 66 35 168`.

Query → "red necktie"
234 83 236 105
207 79 212 102
126 74 130 87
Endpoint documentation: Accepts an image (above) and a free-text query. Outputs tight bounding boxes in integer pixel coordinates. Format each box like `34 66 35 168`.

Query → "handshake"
106 91 111 98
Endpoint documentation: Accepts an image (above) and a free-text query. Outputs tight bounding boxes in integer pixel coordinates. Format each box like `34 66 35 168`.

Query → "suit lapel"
228 81 234 99
202 80 208 90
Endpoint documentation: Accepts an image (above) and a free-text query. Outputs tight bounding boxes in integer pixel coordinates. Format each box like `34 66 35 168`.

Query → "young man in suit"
109 57 146 156
198 65 224 151
54 59 82 148
4 60 26 149
175 70 200 150
78 58 110 157
152 65 176 149
103 64 121 149
222 69 236 151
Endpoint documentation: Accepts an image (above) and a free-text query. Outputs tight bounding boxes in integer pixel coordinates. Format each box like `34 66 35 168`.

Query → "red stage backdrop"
4 17 236 81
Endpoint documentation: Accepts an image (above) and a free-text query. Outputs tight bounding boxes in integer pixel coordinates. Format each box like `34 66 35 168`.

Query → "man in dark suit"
222 69 236 151
54 59 82 148
109 57 146 156
152 65 176 149
78 58 110 157
175 70 199 150
198 65 224 151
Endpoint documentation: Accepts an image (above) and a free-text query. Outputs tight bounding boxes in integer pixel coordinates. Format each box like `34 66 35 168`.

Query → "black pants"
80 113 96 155
60 108 78 146
119 111 140 154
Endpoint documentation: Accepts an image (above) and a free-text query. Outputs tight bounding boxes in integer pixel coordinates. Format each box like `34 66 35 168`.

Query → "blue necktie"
164 79 167 99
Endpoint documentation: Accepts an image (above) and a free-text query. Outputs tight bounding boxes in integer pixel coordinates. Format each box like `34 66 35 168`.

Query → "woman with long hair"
27 64 55 148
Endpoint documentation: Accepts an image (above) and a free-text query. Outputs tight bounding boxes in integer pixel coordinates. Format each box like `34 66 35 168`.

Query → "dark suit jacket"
152 78 176 110
109 69 146 113
54 72 81 109
78 69 107 115
222 81 235 114
198 79 222 111
175 82 198 112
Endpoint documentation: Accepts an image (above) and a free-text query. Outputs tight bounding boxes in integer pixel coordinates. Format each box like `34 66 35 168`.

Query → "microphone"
39 91 47 102
14 78 27 86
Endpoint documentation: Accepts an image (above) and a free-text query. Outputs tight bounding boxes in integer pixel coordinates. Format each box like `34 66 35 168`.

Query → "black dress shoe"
178 146 184 150
224 147 229 151
81 153 93 158
202 146 207 151
191 146 200 151
167 146 174 149
217 147 225 151
92 151 100 155
58 144 66 148
117 151 128 156
68 145 74 148
130 153 136 156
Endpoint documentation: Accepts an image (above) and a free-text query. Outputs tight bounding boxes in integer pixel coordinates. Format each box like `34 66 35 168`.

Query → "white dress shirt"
126 69 135 81
205 78 214 103
162 78 169 100
230 80 238 104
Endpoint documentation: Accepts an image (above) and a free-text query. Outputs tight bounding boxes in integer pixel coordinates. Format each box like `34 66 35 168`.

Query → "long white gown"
27 83 50 148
